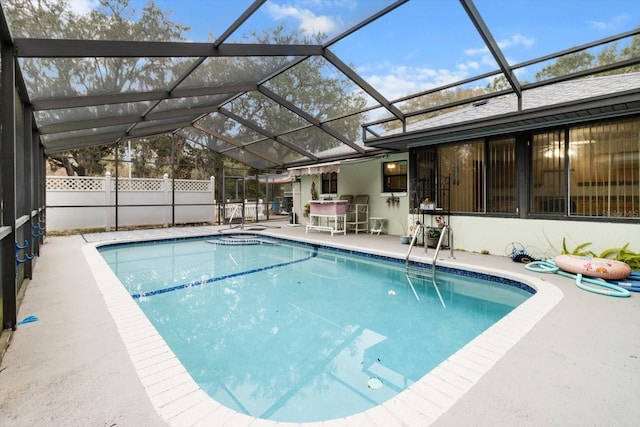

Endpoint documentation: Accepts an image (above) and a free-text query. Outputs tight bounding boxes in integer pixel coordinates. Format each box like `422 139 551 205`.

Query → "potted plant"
303 203 310 218
427 227 441 248
399 218 411 244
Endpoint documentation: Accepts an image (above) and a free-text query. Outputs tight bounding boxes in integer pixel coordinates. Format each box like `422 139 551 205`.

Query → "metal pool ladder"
405 224 447 308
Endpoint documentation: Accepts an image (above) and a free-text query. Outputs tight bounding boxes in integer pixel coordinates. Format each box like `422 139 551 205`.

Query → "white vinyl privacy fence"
46 173 266 231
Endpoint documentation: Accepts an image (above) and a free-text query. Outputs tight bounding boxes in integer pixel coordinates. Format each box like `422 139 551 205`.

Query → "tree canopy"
7 1 638 173
8 0 196 176
7 0 368 176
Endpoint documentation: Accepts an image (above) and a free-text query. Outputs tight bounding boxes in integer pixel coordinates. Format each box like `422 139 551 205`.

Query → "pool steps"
206 236 272 246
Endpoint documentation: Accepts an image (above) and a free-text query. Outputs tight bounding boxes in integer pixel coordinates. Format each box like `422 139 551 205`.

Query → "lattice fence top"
47 176 212 192
116 178 163 191
46 176 105 191
174 180 211 192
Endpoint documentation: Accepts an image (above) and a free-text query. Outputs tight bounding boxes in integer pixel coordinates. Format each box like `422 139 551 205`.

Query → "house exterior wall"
404 114 640 255
299 154 639 257
299 153 410 236
431 215 638 258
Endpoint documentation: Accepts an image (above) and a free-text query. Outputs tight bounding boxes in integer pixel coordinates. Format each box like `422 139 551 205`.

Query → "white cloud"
361 62 476 102
67 0 100 15
461 33 535 70
589 20 609 30
297 0 357 9
481 55 496 67
457 62 480 73
266 3 341 36
588 13 630 30
465 45 488 56
465 33 535 56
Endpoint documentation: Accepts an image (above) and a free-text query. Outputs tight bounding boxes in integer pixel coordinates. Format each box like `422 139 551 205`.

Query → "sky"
65 0 639 101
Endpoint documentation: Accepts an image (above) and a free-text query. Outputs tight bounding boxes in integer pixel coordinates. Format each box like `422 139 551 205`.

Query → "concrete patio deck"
1 221 638 426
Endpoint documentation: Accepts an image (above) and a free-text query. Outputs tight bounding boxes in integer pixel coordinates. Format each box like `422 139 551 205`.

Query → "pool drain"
368 377 383 390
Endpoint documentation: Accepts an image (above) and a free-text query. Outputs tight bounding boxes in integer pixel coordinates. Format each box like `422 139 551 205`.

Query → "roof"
1 1 639 169
368 72 640 149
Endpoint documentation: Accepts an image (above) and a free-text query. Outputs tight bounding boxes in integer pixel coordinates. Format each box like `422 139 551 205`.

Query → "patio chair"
346 194 369 233
338 194 353 204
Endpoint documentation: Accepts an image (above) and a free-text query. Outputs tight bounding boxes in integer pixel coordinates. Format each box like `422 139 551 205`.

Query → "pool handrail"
405 223 446 308
405 222 422 263
227 202 244 230
430 224 447 308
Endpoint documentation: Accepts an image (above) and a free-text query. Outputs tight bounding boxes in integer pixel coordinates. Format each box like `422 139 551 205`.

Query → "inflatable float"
525 257 632 298
554 254 631 280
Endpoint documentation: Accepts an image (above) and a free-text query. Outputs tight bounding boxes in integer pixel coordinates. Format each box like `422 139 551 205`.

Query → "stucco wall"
297 156 639 257
443 216 639 258
298 153 410 235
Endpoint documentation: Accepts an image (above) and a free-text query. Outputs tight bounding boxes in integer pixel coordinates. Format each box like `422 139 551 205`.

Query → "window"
410 116 639 220
382 161 407 192
532 118 640 218
411 149 437 209
412 139 511 214
439 141 484 212
487 137 516 213
321 172 337 194
532 130 566 214
570 118 639 218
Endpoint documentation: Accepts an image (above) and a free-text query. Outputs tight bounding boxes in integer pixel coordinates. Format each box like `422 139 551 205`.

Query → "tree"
117 136 224 180
379 86 488 131
596 43 621 74
48 146 112 176
5 0 190 175
190 25 368 164
619 29 640 73
6 1 372 174
389 27 640 133
535 51 596 81
534 27 640 80
486 75 511 92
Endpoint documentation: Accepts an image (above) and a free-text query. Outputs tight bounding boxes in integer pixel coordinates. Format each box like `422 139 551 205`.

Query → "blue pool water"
99 234 533 423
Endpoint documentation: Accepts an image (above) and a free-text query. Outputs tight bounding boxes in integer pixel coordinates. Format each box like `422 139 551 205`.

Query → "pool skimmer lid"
368 377 383 390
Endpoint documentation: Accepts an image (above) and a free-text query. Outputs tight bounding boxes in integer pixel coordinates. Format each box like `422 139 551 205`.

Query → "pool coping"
82 232 563 426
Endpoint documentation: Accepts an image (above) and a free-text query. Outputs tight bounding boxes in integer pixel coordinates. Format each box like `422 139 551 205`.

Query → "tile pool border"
98 232 537 296
83 231 563 426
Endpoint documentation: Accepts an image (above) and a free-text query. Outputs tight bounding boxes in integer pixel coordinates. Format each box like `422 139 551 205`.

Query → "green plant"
598 244 640 270
561 238 596 256
561 238 640 270
427 228 441 239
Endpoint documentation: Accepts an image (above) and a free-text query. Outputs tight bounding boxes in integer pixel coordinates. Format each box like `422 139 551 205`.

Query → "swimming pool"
97 233 535 423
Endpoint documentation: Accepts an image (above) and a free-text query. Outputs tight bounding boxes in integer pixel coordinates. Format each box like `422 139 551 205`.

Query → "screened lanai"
4 0 640 168
1 0 640 329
